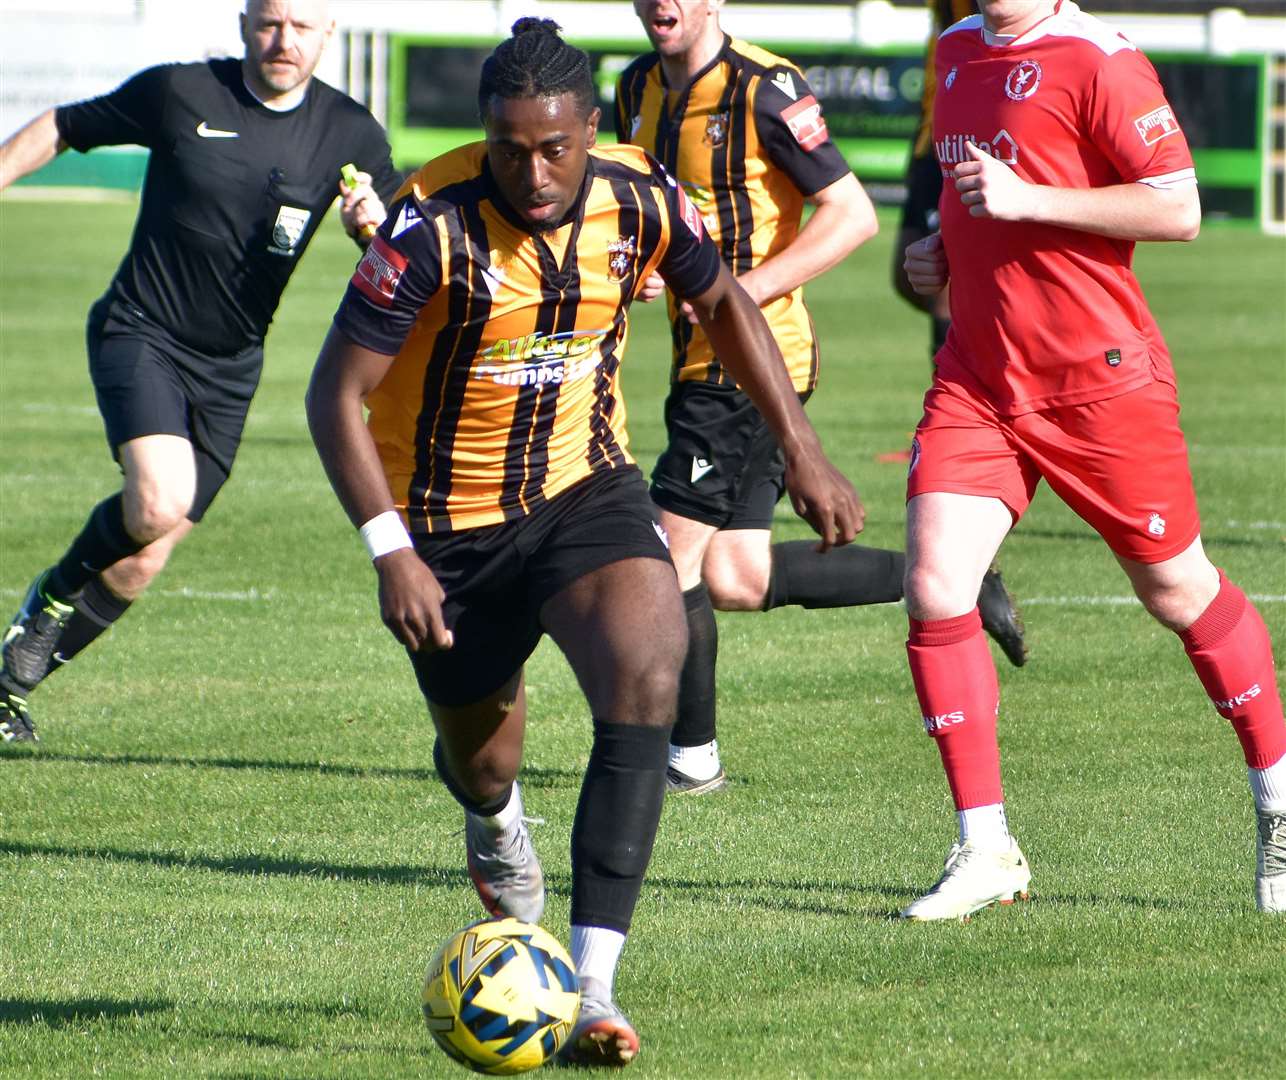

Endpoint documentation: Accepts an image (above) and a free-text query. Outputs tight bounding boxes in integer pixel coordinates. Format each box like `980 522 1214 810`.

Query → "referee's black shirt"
56 58 400 363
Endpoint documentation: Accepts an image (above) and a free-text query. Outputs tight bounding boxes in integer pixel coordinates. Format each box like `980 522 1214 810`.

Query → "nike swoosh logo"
196 121 239 139
690 457 713 483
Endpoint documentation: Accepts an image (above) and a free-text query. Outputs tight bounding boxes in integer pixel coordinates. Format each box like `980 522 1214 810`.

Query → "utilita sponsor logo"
923 710 966 734
936 130 1018 168
1214 683 1261 711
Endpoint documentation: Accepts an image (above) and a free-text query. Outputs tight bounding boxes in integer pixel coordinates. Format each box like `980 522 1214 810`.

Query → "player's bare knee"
124 491 191 543
904 561 972 621
706 577 764 611
608 642 684 728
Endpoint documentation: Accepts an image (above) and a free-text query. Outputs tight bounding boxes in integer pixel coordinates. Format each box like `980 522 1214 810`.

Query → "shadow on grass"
10 751 582 789
1017 526 1276 550
2 838 900 917
0 997 171 1027
1 839 474 890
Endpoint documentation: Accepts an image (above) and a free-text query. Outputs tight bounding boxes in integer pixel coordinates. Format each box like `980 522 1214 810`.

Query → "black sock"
570 719 668 934
670 583 717 748
432 739 512 817
44 575 134 674
932 316 951 358
49 494 146 599
763 541 905 611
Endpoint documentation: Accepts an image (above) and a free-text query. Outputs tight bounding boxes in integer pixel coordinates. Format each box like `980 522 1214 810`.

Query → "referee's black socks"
49 494 147 599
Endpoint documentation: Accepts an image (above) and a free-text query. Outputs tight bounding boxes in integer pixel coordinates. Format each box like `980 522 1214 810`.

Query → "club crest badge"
269 205 311 256
607 235 637 282
945 66 958 91
1005 60 1042 101
703 111 730 147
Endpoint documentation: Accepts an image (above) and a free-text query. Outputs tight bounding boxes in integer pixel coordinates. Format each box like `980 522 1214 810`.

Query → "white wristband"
359 510 412 561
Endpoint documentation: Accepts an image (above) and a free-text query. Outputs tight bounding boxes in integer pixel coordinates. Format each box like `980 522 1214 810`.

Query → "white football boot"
1255 809 1286 913
900 838 1031 921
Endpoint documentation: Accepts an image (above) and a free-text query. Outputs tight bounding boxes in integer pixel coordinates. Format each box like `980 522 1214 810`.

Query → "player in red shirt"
898 0 1286 919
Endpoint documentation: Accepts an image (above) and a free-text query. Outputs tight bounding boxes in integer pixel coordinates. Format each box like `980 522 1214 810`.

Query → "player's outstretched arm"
687 263 865 550
738 172 878 307
0 109 67 191
305 325 452 653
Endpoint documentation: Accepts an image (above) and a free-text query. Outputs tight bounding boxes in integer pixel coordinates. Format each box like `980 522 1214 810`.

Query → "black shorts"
87 295 263 522
409 465 673 708
649 382 810 530
899 151 945 235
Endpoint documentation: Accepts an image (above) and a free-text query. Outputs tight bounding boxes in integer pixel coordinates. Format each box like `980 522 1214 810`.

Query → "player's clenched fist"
903 231 949 296
953 141 1034 221
783 438 865 552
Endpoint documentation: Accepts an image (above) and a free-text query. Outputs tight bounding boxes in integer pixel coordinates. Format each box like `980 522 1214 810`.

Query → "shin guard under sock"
671 584 717 748
1179 571 1286 769
907 610 1003 809
570 720 668 933
763 541 905 610
46 575 134 673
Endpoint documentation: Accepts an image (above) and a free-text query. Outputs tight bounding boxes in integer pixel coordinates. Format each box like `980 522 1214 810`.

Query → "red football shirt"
933 0 1196 415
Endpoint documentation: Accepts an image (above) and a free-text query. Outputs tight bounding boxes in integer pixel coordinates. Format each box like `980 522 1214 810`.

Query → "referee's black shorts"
649 381 810 531
87 294 262 522
408 465 674 708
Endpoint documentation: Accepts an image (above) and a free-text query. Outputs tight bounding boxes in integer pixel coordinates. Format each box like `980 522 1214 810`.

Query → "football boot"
3 569 75 691
464 806 545 925
0 686 38 743
900 838 1031 921
564 977 639 1067
978 566 1027 668
1255 809 1286 913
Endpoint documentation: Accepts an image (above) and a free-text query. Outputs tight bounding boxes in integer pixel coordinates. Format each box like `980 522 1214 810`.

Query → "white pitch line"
0 586 276 603
1023 594 1286 607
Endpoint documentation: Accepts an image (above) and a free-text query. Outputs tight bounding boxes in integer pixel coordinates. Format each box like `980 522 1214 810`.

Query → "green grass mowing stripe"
1 200 1283 1077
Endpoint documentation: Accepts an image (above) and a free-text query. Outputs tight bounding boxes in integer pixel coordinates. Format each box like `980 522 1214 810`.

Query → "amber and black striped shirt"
333 141 721 534
615 36 850 392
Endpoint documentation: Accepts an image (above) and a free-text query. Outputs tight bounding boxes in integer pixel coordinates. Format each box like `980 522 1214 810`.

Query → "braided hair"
477 18 595 119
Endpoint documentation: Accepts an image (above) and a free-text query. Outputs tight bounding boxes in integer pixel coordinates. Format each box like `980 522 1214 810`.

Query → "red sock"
907 610 1003 809
1179 571 1286 769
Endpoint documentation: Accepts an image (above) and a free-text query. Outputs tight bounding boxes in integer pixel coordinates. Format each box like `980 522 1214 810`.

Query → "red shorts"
906 375 1201 564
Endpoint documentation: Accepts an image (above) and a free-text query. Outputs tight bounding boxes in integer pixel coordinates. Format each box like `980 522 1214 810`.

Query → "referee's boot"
2 568 76 693
0 685 38 743
978 566 1027 668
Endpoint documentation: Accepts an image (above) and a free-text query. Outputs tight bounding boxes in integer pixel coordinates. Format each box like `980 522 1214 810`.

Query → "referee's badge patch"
268 205 311 256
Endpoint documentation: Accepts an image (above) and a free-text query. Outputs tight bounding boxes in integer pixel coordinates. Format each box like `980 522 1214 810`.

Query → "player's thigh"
1015 380 1202 566
409 526 543 711
656 509 718 589
905 378 1027 617
533 468 683 718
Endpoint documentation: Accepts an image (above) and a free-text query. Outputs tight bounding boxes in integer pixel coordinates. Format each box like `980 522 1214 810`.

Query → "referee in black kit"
0 0 400 742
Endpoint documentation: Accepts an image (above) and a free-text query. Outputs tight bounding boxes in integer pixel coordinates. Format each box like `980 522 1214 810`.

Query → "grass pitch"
1 195 1283 1078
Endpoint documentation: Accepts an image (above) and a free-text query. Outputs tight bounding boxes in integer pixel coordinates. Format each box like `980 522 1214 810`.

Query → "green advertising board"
386 34 1269 220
